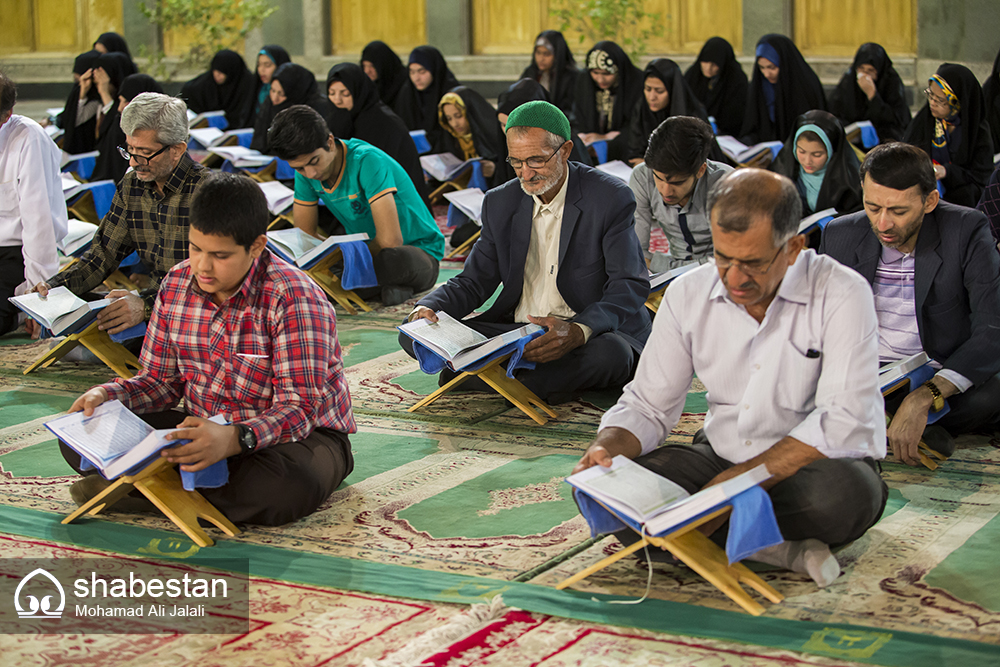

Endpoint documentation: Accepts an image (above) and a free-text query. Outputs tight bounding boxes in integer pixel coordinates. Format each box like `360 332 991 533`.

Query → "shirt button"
744 404 750 410
754 364 761 370
745 440 752 446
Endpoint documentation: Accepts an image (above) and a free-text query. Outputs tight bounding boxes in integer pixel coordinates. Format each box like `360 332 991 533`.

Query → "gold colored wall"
794 0 917 56
331 0 428 54
472 0 743 56
0 0 122 54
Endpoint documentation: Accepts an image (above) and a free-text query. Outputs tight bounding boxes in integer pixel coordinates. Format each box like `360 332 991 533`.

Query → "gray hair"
707 169 802 246
506 125 566 152
121 93 189 146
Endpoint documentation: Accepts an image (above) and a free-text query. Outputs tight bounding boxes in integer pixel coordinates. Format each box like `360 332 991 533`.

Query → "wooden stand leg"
555 538 650 590
645 287 665 314
62 458 240 548
24 336 82 375
651 530 782 616
306 253 373 315
24 322 140 379
103 270 140 292
445 230 480 259
407 368 473 412
477 364 557 425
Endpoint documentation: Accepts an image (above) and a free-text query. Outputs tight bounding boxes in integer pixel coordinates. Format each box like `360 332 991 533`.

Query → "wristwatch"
143 300 153 321
923 380 945 412
236 424 258 454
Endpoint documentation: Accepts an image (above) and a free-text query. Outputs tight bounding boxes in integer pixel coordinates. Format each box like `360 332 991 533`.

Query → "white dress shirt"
0 115 68 292
514 172 592 341
601 249 886 463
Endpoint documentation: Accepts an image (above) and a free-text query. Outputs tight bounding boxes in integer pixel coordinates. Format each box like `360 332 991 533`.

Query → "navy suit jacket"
819 200 1000 386
418 162 652 352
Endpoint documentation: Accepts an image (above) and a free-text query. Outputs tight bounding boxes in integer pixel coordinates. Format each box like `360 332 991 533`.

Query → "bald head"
708 169 802 246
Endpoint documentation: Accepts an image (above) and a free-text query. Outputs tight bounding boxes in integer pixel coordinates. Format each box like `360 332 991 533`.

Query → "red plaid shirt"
102 250 355 447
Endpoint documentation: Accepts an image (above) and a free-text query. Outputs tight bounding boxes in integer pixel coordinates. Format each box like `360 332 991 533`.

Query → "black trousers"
886 372 1000 438
630 432 889 548
59 410 354 526
0 246 25 335
399 316 638 404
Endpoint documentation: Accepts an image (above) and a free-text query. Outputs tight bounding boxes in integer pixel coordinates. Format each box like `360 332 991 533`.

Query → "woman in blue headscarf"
741 34 826 144
770 110 862 216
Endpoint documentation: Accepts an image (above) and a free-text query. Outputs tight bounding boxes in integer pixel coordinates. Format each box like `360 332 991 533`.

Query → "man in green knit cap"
401 101 651 404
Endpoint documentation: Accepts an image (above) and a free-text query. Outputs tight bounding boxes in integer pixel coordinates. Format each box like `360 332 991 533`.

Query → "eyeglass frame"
922 88 950 108
505 140 569 170
117 143 170 165
713 243 786 277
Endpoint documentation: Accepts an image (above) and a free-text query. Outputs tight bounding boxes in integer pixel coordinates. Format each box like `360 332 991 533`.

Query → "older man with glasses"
30 92 206 337
574 168 889 586
401 101 651 404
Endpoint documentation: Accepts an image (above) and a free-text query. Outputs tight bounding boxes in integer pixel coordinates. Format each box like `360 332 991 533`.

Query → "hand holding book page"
398 311 544 372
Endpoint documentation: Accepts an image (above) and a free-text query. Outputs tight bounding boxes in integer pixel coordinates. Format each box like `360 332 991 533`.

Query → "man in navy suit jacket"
820 142 1000 465
401 101 651 403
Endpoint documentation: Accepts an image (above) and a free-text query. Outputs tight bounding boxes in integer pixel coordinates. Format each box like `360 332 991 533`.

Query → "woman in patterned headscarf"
572 41 643 162
904 64 994 207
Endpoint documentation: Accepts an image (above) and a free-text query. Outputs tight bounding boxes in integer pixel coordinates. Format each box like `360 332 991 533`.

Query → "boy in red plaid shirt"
63 172 356 525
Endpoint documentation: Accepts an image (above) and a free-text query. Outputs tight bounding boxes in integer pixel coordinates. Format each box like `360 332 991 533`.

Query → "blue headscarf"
756 42 781 123
794 123 833 211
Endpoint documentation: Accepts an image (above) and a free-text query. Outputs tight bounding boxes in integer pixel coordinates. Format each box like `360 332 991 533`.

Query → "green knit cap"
504 100 571 142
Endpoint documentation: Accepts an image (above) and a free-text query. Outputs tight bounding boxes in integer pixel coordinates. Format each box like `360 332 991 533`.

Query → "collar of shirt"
530 168 571 218
187 249 270 306
708 247 812 308
879 245 910 263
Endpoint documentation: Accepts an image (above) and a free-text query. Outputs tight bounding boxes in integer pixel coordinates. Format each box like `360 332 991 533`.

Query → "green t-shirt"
292 138 444 261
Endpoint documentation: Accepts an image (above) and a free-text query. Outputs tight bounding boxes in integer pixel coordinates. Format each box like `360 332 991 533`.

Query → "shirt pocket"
230 353 274 405
773 342 822 414
0 181 18 216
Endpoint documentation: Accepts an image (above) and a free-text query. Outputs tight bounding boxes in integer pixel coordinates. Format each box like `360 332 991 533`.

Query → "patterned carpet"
1 258 999 665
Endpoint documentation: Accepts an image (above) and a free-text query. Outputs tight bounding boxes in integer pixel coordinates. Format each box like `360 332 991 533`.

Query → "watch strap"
923 380 945 412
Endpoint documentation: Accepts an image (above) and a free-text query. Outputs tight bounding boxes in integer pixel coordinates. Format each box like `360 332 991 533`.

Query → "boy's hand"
163 417 241 472
70 387 109 416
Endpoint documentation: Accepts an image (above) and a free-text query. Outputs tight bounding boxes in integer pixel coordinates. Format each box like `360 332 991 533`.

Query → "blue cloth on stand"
207 115 229 131
338 240 378 290
410 130 431 154
573 483 783 565
77 452 229 490
591 140 608 165
468 161 488 191
80 181 116 220
275 159 296 180
63 155 96 180
109 321 146 344
406 327 545 378
860 124 879 149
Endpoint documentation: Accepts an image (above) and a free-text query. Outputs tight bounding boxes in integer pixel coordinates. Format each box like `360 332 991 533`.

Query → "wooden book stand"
445 230 480 259
882 377 949 471
25 321 140 379
62 457 240 547
305 251 373 315
645 286 666 314
408 353 557 425
66 189 100 224
556 506 783 616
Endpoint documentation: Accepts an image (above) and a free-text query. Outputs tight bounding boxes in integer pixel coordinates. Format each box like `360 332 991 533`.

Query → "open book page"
9 286 87 330
568 455 690 523
267 228 323 262
879 352 931 391
45 400 154 467
399 311 488 361
798 208 838 233
60 150 100 168
644 464 770 535
420 154 479 182
442 188 485 223
189 127 224 147
449 322 544 370
595 160 634 183
60 219 99 255
208 146 274 166
649 262 700 291
258 181 295 214
715 136 748 161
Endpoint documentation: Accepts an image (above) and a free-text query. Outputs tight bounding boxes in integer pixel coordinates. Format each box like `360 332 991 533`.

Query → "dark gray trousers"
630 432 889 547
59 409 353 526
398 317 638 404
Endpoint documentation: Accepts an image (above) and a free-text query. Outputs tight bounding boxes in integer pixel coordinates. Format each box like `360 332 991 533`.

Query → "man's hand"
522 316 585 363
96 291 145 334
408 306 438 323
857 72 877 100
30 282 50 297
933 163 947 180
888 390 934 466
70 387 109 416
162 418 241 472
481 160 496 178
572 427 642 474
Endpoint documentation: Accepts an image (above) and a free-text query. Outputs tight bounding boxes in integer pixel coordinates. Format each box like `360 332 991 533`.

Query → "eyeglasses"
506 141 568 170
922 88 949 108
117 144 170 165
713 244 785 277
